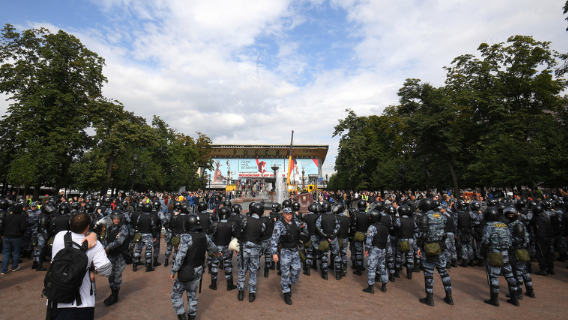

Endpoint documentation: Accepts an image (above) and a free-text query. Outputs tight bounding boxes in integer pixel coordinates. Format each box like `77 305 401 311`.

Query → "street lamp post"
301 168 306 191
325 174 328 189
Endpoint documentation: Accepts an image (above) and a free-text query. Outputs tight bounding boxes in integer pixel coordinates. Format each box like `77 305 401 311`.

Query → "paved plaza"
1 234 567 320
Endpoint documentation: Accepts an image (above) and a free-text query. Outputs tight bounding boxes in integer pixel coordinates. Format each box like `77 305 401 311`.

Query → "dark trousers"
535 238 554 270
51 307 95 320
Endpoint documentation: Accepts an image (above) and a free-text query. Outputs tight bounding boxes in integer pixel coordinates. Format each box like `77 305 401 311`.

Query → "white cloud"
1 0 567 177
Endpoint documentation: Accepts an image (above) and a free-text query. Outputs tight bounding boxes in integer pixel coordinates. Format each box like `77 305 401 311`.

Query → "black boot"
177 314 187 320
335 270 342 280
468 259 475 267
407 267 412 280
145 264 155 272
444 289 454 305
535 269 548 276
249 293 256 303
227 277 237 291
517 288 523 300
270 261 276 269
284 292 293 305
164 258 169 267
525 285 535 298
506 287 519 306
547 267 555 275
419 292 434 306
238 290 244 301
311 262 318 270
133 263 138 272
188 315 196 320
322 270 328 280
31 261 38 269
389 273 395 282
394 268 400 278
412 263 421 273
353 265 362 276
104 289 119 306
36 255 47 272
303 265 310 276
476 259 484 267
460 259 468 268
329 256 335 270
209 278 217 290
527 262 533 273
264 267 269 278
484 289 499 307
362 284 374 294
153 258 161 266
381 283 387 292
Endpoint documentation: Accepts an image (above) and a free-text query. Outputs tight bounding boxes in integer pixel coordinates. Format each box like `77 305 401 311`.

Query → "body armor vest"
371 223 388 249
185 232 207 267
280 221 300 249
214 221 233 246
53 215 70 233
243 217 262 245
303 214 319 235
487 221 512 250
355 211 370 233
320 213 336 235
398 217 415 239
137 213 153 233
173 214 188 235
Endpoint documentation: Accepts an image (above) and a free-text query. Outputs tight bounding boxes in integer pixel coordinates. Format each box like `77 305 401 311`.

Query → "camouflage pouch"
338 238 343 248
353 232 365 242
424 242 441 256
133 232 142 243
33 238 38 247
171 235 180 247
100 230 106 241
515 249 530 262
303 239 312 248
398 241 411 253
299 250 306 262
47 236 54 247
487 252 504 267
319 240 329 252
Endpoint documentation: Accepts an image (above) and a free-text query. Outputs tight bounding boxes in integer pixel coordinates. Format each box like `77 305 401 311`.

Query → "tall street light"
130 153 138 194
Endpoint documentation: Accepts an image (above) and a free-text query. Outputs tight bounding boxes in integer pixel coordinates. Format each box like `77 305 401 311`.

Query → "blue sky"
1 0 567 176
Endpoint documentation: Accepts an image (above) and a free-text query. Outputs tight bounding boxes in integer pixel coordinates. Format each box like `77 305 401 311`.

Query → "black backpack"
43 231 89 316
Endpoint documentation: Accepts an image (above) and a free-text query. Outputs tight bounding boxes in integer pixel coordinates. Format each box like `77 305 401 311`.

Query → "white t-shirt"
49 231 111 308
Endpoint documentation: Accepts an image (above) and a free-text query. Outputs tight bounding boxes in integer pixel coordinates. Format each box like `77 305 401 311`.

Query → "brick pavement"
1 238 567 320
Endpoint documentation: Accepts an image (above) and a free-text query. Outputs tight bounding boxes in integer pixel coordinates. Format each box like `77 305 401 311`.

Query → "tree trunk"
447 159 460 199
102 153 117 195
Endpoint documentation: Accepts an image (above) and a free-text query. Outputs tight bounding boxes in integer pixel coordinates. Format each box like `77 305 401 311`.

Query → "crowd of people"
1 189 567 319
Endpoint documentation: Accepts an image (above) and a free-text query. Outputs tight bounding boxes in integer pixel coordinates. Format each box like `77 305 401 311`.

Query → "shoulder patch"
494 222 507 228
433 214 441 218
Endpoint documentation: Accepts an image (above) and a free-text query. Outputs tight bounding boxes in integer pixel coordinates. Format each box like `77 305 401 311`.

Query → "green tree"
0 24 106 198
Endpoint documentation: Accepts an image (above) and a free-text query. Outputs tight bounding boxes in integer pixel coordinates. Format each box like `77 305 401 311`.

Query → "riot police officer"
237 202 266 302
315 202 341 280
363 209 392 294
209 206 238 291
104 210 129 306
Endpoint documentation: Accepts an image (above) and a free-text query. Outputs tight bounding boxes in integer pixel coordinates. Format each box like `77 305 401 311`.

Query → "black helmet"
110 210 124 220
85 203 95 214
11 203 23 214
180 204 190 214
197 201 207 212
218 206 231 220
71 201 80 211
369 209 381 223
292 202 300 212
331 203 343 215
58 202 70 215
282 199 292 208
484 207 500 222
335 203 345 214
248 202 256 213
173 201 182 210
374 201 384 212
504 206 518 221
487 198 498 207
184 214 201 231
41 203 56 215
397 205 411 217
456 200 467 211
384 205 396 216
152 200 161 210
321 202 331 213
357 199 367 210
251 202 264 215
348 208 358 217
532 204 544 216
121 200 129 208
223 200 232 208
308 202 319 213
432 199 441 209
142 202 152 212
232 204 242 215
496 203 506 215
540 199 551 209
0 199 9 210
418 198 432 212
515 199 526 210
272 203 281 213
469 201 481 211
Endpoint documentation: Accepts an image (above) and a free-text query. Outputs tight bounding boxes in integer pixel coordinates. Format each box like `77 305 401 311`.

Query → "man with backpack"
46 213 110 320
